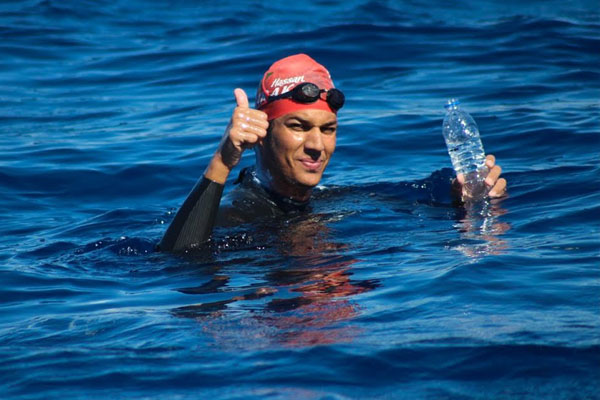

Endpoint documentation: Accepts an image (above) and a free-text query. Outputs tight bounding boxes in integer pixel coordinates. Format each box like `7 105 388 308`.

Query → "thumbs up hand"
204 88 269 184
225 88 269 161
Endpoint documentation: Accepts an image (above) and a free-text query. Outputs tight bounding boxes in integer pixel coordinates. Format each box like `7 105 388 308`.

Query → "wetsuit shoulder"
159 167 311 251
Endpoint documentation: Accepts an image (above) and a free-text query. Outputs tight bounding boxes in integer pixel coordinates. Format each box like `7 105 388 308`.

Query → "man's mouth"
299 158 323 171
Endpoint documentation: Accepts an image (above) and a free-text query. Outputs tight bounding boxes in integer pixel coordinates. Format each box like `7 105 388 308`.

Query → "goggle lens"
267 83 345 111
326 89 345 111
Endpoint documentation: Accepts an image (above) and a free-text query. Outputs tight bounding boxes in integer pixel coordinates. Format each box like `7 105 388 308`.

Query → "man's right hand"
204 88 269 184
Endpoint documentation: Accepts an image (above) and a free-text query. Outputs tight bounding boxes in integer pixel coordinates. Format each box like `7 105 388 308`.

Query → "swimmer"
159 54 507 252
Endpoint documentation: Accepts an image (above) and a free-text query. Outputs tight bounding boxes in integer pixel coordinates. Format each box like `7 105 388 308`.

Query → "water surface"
1 0 599 399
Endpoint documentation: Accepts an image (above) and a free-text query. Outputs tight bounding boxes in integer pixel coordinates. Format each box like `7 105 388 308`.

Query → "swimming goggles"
266 82 345 111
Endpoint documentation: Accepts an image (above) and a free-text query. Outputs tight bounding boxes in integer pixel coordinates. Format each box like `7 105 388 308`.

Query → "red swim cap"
255 54 337 121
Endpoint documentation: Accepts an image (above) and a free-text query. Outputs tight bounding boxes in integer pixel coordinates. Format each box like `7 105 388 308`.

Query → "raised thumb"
234 88 249 108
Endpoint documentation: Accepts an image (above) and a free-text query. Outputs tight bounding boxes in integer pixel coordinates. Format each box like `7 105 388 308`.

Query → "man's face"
260 109 337 196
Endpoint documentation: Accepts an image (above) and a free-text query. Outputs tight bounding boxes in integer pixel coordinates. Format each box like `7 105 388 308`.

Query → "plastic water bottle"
442 99 487 201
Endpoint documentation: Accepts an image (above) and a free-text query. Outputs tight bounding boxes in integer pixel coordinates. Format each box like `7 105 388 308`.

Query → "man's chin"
294 172 323 188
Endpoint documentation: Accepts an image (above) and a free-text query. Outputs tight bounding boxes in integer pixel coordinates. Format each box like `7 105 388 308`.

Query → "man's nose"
304 127 325 153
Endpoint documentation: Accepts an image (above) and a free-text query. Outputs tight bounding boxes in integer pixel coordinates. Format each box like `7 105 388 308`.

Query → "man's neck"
254 165 313 202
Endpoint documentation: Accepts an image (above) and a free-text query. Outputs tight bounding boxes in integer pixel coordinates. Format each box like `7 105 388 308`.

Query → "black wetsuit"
159 167 307 252
159 166 457 252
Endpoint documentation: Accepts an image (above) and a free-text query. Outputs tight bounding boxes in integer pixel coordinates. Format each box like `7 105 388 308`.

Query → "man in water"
159 54 507 252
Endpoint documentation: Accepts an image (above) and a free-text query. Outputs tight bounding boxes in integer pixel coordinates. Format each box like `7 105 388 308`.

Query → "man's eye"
288 123 303 130
322 126 336 134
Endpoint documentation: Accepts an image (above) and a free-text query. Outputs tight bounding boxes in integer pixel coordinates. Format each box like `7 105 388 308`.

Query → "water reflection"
172 213 380 348
452 198 511 258
170 179 510 346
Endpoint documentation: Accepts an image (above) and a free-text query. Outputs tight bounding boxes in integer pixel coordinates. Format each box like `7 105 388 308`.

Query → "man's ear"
254 122 272 165
259 121 273 149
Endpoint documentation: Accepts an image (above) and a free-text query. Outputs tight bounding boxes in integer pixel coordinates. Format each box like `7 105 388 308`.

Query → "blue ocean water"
1 0 599 398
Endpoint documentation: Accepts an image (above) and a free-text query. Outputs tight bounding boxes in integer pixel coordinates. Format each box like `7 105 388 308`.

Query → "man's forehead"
281 109 338 125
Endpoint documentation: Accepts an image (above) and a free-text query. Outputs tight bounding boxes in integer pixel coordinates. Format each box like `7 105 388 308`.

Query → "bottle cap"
445 98 460 110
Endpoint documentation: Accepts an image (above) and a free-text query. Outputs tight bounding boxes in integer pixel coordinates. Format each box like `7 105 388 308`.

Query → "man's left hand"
453 154 507 198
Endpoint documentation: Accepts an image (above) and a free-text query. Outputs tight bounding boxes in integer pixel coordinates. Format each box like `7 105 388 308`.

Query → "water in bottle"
442 99 487 201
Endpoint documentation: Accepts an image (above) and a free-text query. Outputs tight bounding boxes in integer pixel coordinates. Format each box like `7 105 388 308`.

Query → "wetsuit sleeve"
158 176 224 252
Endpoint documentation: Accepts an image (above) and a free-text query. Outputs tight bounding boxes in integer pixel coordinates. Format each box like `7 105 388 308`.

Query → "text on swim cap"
271 75 305 88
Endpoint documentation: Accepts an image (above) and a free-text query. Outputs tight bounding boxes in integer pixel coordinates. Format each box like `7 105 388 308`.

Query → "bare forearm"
204 152 232 184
